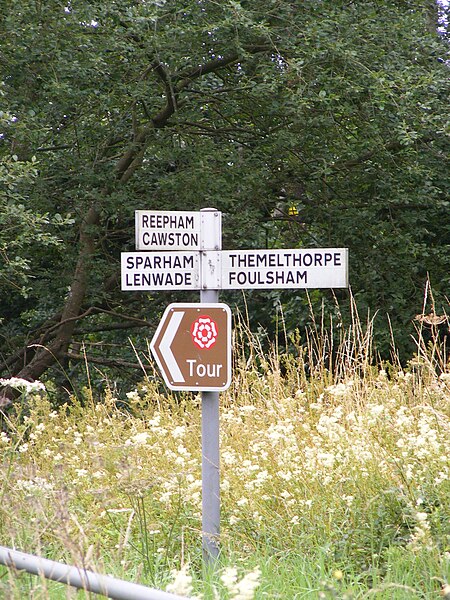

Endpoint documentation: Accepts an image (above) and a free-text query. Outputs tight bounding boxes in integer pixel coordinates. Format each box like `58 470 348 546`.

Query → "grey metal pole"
200 208 221 562
200 289 220 562
0 546 189 600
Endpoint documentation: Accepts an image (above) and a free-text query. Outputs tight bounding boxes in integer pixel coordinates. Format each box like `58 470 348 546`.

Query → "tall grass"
0 301 449 599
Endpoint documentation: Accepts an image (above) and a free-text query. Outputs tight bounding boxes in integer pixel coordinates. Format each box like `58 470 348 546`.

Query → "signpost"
121 207 349 562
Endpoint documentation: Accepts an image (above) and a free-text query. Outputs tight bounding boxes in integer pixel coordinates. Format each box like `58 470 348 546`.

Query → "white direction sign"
121 248 349 291
121 251 201 290
135 210 221 251
220 248 348 289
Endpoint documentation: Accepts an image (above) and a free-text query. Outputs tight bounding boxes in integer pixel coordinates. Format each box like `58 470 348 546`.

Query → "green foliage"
0 155 74 303
0 0 448 386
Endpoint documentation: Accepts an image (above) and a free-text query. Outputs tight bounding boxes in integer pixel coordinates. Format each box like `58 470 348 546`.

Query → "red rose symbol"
191 315 218 349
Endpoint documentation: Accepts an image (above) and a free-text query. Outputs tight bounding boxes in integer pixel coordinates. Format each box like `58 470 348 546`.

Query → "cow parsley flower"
0 377 45 395
221 566 262 600
166 563 195 597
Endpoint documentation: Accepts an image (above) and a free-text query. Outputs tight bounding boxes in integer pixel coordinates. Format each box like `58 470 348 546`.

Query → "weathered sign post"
121 207 348 562
197 209 223 562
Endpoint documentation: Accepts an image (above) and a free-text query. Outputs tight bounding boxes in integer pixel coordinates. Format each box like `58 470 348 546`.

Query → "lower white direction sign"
121 249 348 291
121 251 201 290
220 248 348 289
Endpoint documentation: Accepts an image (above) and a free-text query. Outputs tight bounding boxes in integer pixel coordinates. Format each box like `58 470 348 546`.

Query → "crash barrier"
0 546 189 600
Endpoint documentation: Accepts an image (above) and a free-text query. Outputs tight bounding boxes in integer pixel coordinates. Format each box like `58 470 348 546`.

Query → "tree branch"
329 135 435 172
64 352 152 372
116 44 272 182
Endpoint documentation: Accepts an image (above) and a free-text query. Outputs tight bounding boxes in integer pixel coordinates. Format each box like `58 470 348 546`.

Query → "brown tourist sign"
150 303 232 391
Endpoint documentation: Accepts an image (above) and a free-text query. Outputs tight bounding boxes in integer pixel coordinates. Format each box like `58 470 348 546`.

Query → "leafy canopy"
0 0 448 392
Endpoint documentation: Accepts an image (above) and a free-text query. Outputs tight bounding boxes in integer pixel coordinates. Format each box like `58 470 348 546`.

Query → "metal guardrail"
0 546 189 600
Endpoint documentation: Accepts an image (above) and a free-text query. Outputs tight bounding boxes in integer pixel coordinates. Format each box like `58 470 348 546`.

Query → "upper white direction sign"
219 248 348 289
135 210 221 251
121 251 201 290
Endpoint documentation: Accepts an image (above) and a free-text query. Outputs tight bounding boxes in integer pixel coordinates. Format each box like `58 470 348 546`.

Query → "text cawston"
140 231 199 248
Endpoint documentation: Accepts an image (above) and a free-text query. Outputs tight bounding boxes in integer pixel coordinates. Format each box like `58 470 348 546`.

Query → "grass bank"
0 314 449 599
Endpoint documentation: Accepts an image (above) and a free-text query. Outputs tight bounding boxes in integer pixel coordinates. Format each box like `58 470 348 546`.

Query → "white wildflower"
317 451 336 469
369 404 384 418
415 511 428 523
0 431 10 444
172 425 185 439
221 567 238 590
223 566 261 600
0 377 45 395
325 380 354 398
75 469 88 478
148 415 161 427
239 405 256 414
439 372 450 385
166 563 194 597
126 389 140 402
16 477 54 495
222 451 236 465
408 511 433 552
125 431 149 446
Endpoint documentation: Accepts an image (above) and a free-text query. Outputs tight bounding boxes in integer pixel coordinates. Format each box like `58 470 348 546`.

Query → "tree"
0 0 448 401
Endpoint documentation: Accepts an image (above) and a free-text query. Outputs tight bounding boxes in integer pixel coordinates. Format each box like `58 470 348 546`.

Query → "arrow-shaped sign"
150 303 231 391
159 310 185 383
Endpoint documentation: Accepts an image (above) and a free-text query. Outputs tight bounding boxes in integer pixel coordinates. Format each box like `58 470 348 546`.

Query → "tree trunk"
7 205 99 390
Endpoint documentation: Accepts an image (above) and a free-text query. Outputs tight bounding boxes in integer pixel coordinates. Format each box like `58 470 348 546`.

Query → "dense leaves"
0 0 448 395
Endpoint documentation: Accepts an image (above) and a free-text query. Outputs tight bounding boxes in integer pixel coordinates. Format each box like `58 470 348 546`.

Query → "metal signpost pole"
126 207 348 565
200 208 221 562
